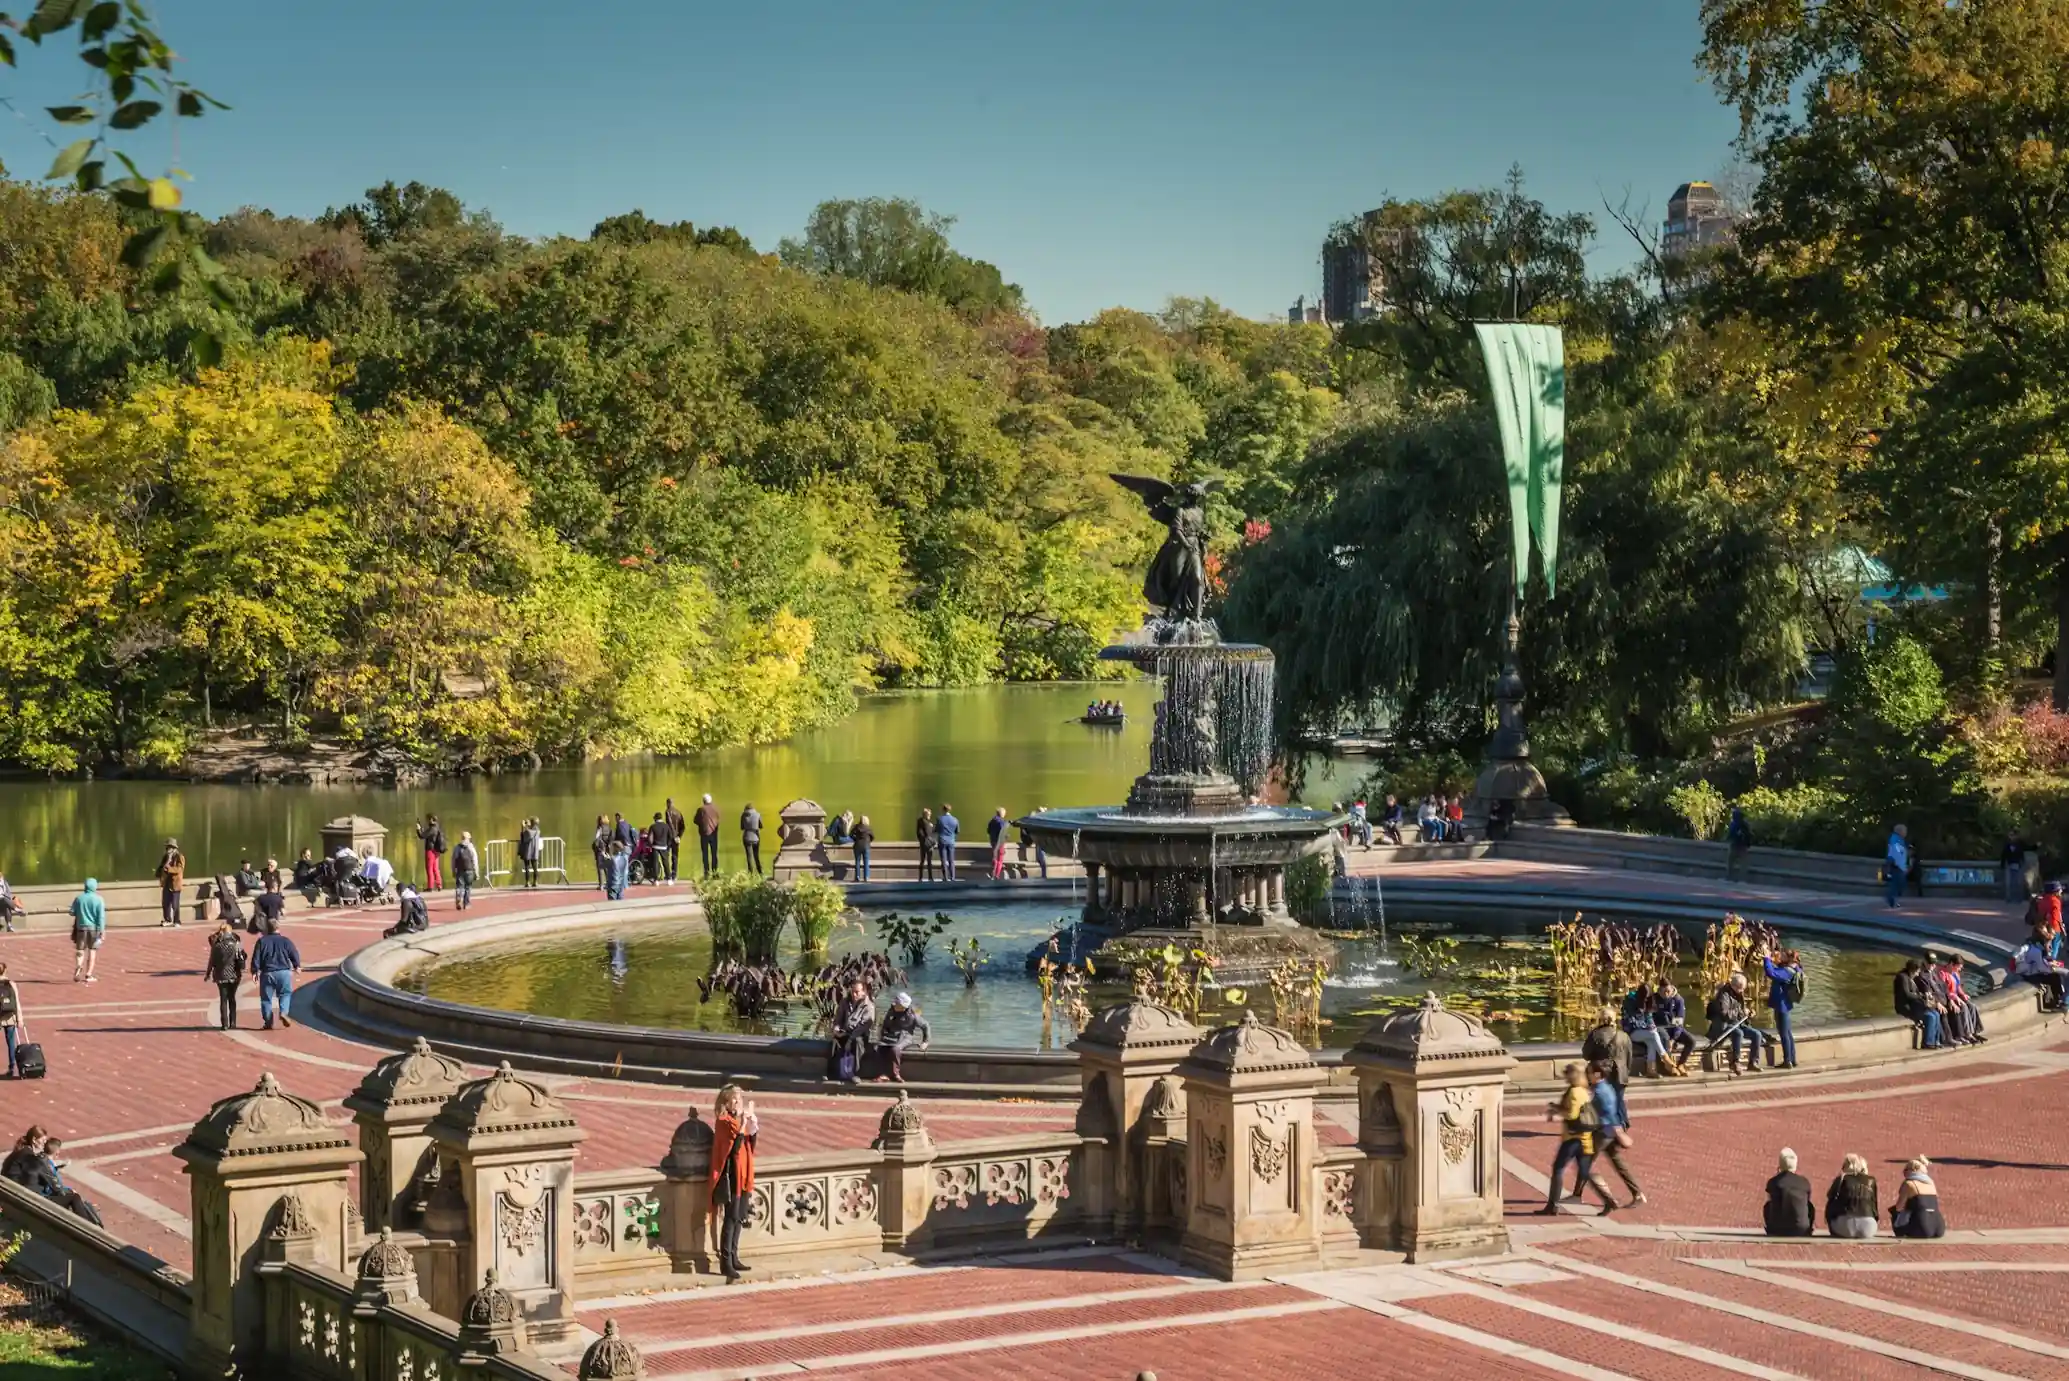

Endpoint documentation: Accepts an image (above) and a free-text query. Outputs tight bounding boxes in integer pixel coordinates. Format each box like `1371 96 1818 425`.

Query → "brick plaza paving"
3 870 2065 1377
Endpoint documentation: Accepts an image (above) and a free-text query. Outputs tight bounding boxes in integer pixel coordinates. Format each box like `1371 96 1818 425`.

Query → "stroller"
316 853 372 907
355 855 398 905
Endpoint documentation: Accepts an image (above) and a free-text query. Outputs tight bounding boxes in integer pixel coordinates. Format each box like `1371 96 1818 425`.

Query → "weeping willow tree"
1222 174 1812 766
1225 383 1809 762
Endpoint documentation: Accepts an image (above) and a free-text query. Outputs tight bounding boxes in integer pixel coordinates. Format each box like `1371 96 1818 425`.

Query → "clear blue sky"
1 0 1742 324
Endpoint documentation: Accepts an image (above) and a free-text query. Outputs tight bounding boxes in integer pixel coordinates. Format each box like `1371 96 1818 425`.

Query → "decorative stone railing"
1316 1143 1364 1255
569 1170 667 1287
730 1148 890 1270
918 1130 1085 1252
258 1259 564 1381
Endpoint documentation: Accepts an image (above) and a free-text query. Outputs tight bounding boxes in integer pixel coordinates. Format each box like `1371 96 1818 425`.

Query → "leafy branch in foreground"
2 0 230 358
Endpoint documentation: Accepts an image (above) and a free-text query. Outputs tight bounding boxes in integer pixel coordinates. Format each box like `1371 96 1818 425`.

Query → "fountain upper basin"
1017 803 1340 872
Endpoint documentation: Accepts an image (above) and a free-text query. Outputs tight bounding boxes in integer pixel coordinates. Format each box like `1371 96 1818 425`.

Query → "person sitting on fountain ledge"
827 980 874 1084
873 992 930 1083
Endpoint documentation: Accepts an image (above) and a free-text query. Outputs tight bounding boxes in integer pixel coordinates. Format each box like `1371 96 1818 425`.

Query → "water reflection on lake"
0 684 1368 884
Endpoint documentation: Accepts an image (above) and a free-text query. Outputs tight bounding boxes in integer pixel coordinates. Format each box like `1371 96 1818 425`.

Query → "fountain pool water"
395 900 1955 1050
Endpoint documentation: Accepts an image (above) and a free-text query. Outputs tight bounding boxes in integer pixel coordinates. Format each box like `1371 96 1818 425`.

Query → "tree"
1816 633 1987 852
1 0 228 335
1700 0 2069 704
1223 176 1811 762
321 180 473 247
590 211 753 254
780 197 1022 315
1337 167 1594 392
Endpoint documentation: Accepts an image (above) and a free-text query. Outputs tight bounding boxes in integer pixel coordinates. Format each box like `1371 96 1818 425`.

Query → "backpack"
1786 970 1807 1005
0 981 16 1019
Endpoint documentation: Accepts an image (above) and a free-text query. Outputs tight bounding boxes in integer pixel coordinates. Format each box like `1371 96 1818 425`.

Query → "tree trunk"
1985 518 2003 653
2055 543 2069 711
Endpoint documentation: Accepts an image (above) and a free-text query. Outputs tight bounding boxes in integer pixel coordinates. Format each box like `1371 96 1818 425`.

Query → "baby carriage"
314 853 364 906
355 854 397 905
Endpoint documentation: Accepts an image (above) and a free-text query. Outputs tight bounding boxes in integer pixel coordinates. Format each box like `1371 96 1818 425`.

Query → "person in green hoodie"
70 878 106 984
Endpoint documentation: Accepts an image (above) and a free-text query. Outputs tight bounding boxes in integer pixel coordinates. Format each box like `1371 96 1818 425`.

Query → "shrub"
1817 635 1988 852
1732 784 1860 854
789 875 849 952
696 872 759 954
1284 854 1332 926
1667 781 1729 841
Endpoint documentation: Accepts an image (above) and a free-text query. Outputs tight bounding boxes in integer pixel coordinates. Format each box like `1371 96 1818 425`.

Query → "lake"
0 684 1366 885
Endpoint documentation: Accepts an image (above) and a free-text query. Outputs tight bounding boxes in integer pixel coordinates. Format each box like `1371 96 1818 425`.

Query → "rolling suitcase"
14 1042 46 1079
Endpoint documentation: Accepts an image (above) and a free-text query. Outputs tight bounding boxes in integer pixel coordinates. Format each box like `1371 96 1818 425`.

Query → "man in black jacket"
649 811 678 883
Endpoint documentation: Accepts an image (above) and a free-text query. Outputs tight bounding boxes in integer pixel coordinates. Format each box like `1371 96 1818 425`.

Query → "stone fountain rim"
311 880 2030 1099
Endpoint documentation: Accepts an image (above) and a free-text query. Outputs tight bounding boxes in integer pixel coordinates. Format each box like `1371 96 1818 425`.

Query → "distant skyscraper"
1287 295 1325 325
1322 211 1391 322
1662 180 1739 260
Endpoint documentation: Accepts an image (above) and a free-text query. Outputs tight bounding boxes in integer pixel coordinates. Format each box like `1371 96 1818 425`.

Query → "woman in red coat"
710 1084 759 1282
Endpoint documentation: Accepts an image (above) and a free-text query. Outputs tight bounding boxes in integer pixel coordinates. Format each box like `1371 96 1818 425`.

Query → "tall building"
1322 211 1391 322
1286 296 1325 325
1662 180 1739 260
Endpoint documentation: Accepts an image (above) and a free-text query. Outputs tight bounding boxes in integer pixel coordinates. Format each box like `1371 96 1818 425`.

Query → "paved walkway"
4 865 2060 1378
0 886 1074 1273
582 1044 2069 1379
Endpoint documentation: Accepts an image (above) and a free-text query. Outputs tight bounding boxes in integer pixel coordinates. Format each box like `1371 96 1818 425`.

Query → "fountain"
1017 476 1343 955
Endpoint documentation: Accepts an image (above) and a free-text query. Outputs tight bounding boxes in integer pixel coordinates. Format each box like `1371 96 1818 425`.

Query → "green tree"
1817 634 1987 851
780 197 1022 314
1700 0 2069 703
322 180 471 247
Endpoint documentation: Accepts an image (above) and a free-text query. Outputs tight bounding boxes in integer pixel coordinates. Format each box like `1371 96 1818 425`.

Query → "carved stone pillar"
871 1092 937 1252
1344 992 1517 1261
1176 1011 1325 1280
657 1106 714 1276
1069 1002 1203 1239
425 1063 587 1347
346 1037 468 1234
176 1072 364 1378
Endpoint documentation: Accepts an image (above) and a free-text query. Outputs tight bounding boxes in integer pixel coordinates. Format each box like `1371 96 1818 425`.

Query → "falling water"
1371 873 1387 950
1213 656 1275 796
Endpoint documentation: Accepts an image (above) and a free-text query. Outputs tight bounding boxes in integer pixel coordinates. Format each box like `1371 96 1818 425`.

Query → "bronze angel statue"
1110 474 1221 624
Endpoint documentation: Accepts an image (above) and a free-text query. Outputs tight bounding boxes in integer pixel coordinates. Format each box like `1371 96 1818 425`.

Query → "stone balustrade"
257 1248 567 1381
569 1170 668 1287
42 992 1517 1373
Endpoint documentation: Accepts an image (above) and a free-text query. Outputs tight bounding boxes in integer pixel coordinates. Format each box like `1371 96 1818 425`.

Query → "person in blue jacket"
1762 945 1805 1069
936 805 960 881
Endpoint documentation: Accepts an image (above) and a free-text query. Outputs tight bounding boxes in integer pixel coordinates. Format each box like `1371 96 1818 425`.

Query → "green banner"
1473 323 1565 599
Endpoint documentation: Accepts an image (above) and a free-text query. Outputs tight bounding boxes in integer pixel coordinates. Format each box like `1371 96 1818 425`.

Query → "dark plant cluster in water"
698 952 905 1026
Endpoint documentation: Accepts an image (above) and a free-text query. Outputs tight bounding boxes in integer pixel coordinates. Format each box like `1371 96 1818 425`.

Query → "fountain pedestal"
1462 608 1572 836
1020 631 1341 938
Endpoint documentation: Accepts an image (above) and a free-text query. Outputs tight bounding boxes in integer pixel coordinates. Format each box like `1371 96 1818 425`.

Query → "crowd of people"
1538 1055 1950 1241
1581 946 1805 1079
1335 794 1465 848
1892 953 1988 1049
1083 699 1125 723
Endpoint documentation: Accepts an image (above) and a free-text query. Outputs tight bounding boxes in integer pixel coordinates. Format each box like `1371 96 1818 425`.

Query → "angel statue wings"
1110 474 1221 625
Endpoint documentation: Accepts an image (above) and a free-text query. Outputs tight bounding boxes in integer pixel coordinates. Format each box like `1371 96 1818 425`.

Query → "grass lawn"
0 1288 170 1379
